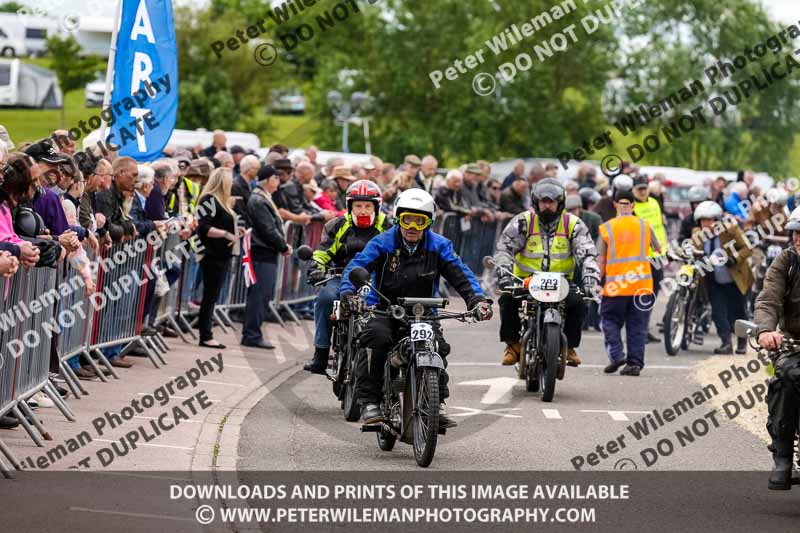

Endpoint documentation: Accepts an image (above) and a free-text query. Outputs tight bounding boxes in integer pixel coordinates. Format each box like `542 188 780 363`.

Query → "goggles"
398 212 431 230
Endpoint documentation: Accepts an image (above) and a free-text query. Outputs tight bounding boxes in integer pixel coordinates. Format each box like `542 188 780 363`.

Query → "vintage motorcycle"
347 266 487 468
297 246 364 421
736 319 800 486
485 257 587 402
663 251 713 356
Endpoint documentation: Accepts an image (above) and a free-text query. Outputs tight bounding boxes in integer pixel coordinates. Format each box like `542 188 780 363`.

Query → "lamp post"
327 90 373 154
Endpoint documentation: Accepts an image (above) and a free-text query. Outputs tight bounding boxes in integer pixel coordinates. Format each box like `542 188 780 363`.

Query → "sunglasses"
616 201 632 206
398 212 431 230
489 186 500 191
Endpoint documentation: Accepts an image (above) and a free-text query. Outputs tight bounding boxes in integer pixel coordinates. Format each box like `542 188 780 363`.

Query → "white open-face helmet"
787 206 800 232
687 186 710 203
694 200 723 222
394 188 436 220
766 187 789 207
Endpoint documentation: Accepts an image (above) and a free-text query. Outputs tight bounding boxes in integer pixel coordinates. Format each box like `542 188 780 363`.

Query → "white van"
81 128 262 154
0 59 62 108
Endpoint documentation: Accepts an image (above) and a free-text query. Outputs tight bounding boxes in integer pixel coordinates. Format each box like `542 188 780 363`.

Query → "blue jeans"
601 294 653 369
241 260 278 344
314 277 342 349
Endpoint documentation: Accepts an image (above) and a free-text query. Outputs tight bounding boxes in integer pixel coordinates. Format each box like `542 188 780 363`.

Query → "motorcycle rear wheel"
412 368 440 467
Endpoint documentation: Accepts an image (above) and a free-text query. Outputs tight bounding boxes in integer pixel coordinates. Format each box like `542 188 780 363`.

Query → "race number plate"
416 352 444 369
679 264 695 277
528 272 568 302
332 300 340 321
410 323 434 341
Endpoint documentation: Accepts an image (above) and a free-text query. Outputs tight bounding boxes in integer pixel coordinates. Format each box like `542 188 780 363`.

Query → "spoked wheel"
343 349 361 422
663 291 687 356
412 368 440 467
540 323 559 402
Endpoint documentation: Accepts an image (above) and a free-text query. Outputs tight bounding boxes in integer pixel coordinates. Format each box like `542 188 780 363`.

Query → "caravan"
0 59 62 108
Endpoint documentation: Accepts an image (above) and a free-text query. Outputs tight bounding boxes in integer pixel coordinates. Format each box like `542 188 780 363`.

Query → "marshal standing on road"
338 189 493 426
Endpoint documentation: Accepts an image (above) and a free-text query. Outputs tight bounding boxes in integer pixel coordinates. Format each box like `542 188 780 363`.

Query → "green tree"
45 35 103 126
0 2 25 13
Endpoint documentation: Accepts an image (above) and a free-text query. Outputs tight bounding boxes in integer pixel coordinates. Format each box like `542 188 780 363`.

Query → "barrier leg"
213 308 230 333
134 338 161 368
11 404 45 447
144 337 167 366
82 350 110 383
44 381 76 422
17 400 51 441
60 361 87 398
0 437 20 469
218 308 235 328
0 454 12 479
165 315 189 343
269 302 286 328
179 314 198 340
281 304 301 325
90 349 120 380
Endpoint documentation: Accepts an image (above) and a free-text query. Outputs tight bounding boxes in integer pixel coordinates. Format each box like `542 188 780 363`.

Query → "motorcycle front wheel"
412 368 440 467
663 290 687 356
342 349 360 422
540 323 559 402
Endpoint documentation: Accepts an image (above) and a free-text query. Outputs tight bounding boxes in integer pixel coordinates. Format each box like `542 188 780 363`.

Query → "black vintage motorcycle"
485 257 587 402
736 319 800 487
663 251 712 356
347 266 487 467
297 246 364 421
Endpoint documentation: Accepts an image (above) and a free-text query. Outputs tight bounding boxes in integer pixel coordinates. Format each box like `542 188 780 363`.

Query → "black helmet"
578 187 601 208
531 181 565 223
13 206 44 238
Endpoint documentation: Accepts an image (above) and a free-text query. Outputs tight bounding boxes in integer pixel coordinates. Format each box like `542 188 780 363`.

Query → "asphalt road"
238 298 770 472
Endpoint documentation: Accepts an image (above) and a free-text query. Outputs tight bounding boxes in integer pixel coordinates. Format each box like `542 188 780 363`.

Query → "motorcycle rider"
339 189 493 425
494 181 600 367
304 180 391 374
755 206 800 490
678 186 710 243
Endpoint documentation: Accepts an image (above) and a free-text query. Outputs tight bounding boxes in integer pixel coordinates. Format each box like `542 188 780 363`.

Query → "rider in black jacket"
303 180 392 373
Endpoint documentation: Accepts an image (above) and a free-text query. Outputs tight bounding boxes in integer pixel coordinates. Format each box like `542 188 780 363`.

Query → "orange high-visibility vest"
599 215 654 297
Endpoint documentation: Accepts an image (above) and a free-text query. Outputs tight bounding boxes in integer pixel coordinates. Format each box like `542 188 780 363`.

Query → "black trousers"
768 354 800 457
498 289 585 348
356 316 450 406
198 257 227 342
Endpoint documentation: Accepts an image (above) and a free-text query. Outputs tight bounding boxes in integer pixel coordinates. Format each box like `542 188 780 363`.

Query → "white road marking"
450 362 691 370
542 409 562 420
580 409 650 421
136 393 219 402
133 416 201 424
449 406 522 418
93 439 194 451
167 377 243 387
69 507 195 522
459 377 519 404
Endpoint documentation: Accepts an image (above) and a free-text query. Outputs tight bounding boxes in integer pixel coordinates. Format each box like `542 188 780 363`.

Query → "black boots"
303 347 329 375
736 336 748 355
769 454 794 490
714 335 733 355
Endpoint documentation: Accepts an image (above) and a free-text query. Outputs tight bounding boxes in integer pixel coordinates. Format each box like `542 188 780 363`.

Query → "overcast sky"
32 0 800 24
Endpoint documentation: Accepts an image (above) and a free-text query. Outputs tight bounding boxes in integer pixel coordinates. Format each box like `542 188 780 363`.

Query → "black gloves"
307 268 327 284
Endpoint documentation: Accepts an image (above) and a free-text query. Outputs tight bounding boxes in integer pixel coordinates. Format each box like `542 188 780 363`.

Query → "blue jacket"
339 226 485 308
724 192 747 220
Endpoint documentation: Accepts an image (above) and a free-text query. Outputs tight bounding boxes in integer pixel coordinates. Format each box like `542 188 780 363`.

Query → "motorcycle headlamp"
398 212 431 230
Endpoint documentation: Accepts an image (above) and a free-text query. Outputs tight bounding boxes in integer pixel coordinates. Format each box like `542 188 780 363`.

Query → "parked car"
269 89 305 115
85 73 106 107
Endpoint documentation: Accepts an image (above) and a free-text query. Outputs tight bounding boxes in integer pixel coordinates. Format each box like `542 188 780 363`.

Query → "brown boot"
566 348 581 367
502 342 521 365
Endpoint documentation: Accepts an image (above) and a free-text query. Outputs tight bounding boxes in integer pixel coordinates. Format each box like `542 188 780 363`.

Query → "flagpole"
97 0 123 151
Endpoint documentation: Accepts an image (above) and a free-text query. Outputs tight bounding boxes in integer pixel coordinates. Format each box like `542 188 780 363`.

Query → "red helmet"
346 180 382 212
346 180 382 228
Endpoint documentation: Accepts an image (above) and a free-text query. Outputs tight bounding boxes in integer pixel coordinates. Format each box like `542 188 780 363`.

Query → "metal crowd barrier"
154 230 194 343
89 240 165 368
0 266 77 477
271 221 325 326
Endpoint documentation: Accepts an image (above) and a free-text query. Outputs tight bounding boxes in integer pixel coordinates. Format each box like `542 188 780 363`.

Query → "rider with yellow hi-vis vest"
494 180 601 367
